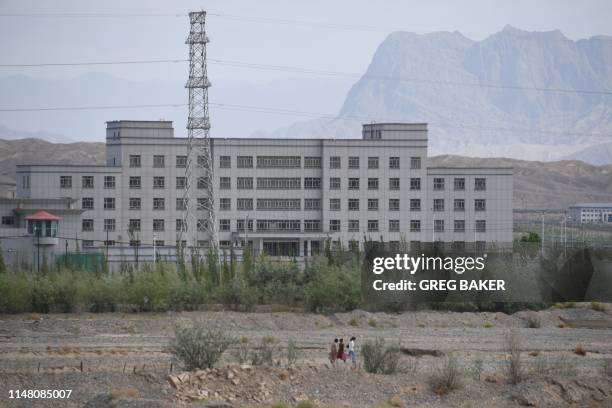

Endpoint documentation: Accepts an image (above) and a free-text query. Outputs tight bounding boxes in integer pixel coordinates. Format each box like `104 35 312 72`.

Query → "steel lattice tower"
180 11 217 250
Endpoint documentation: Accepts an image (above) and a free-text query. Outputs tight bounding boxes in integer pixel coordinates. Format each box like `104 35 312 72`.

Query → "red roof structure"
24 210 61 221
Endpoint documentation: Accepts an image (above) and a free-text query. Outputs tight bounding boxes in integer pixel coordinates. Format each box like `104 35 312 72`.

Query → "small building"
568 203 612 224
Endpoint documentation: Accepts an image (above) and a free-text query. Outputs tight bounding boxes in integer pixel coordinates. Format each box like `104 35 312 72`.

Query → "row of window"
83 197 192 211
87 218 487 233
219 198 487 212
433 177 486 191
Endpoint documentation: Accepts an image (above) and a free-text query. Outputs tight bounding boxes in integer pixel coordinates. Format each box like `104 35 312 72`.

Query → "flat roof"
570 203 612 208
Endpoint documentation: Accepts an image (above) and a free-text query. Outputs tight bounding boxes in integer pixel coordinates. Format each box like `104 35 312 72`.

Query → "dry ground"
0 305 611 407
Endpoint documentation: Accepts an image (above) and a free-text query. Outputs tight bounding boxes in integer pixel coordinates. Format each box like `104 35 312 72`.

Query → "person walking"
329 338 338 367
348 336 357 370
337 338 346 364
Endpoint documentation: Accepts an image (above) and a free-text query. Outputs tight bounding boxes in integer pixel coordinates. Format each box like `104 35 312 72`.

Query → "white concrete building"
568 203 612 224
5 120 513 258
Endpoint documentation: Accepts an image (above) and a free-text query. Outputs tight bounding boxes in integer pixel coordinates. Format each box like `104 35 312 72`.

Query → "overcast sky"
1 0 611 82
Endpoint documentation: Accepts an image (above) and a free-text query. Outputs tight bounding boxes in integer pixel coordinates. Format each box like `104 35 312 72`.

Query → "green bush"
304 257 360 312
169 325 236 370
429 355 463 394
362 337 401 374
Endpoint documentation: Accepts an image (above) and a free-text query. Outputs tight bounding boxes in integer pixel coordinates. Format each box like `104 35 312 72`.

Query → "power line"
1 57 611 96
0 101 608 139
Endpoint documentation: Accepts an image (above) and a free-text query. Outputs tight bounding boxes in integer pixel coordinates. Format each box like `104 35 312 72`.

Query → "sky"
0 0 610 140
1 0 611 82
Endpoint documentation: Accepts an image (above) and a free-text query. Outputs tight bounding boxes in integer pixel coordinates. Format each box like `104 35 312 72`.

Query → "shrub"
574 344 587 356
349 317 360 327
286 338 298 366
169 325 236 370
295 401 317 408
525 315 541 328
591 302 608 312
429 355 463 395
367 318 378 327
232 336 251 364
602 359 612 377
471 358 484 380
505 330 523 384
362 337 401 374
251 336 279 366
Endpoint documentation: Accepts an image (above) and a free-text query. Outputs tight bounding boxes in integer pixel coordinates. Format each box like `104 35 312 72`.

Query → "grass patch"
362 337 401 374
349 317 360 327
524 315 541 328
169 324 236 370
429 355 463 395
367 318 378 327
483 322 494 328
591 302 608 312
505 330 524 384
574 344 587 356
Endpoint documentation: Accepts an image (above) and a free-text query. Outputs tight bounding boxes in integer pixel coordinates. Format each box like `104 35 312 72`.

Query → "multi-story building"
6 120 513 259
568 203 612 224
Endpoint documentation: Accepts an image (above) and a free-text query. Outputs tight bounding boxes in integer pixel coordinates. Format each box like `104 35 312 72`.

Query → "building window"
257 156 300 168
475 178 486 191
475 220 486 232
104 197 115 210
82 219 94 231
434 219 445 232
82 240 94 248
197 198 210 211
197 219 209 232
410 199 421 211
154 240 165 247
153 219 165 231
236 177 253 189
197 155 208 168
329 219 341 232
176 198 188 211
173 177 185 189
368 220 379 232
475 199 486 211
368 178 379 190
304 156 321 168
410 178 421 190
176 155 187 168
219 219 231 231
329 156 341 169
454 199 465 212
304 177 321 189
348 199 359 211
104 176 115 189
329 177 340 190
389 199 400 211
176 219 187 232
128 219 141 232
453 241 465 251
410 220 421 232
129 176 141 189
348 220 359 232
82 176 94 189
236 156 253 168
410 157 421 169
219 155 231 168
219 198 231 211
389 178 400 190
475 241 486 251
153 198 165 210
129 240 141 247
433 199 445 211
330 199 341 211
236 219 253 232
257 199 301 211
368 198 379 211
60 176 72 189
454 178 465 191
304 199 321 210
304 220 321 232
82 197 94 210
153 176 165 189
256 220 300 232
153 155 165 168
129 155 141 168
220 177 231 189
103 219 115 231
389 219 400 232
368 157 379 169
348 156 360 169
454 220 465 232
1 216 15 226
129 197 141 210
348 178 360 190
256 177 300 189
433 178 445 191
198 176 210 190
237 198 253 211
22 175 30 189
389 157 400 169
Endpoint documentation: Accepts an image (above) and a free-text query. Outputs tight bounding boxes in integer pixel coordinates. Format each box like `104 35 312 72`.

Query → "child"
348 336 357 369
329 338 338 367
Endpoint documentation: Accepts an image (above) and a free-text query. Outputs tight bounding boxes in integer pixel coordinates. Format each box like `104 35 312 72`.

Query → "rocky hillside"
1 138 611 209
262 26 612 164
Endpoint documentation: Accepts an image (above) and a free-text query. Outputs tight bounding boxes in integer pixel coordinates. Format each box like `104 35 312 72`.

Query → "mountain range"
257 26 612 164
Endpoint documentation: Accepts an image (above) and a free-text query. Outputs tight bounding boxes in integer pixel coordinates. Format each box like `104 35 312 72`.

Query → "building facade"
568 203 612 224
9 120 513 257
